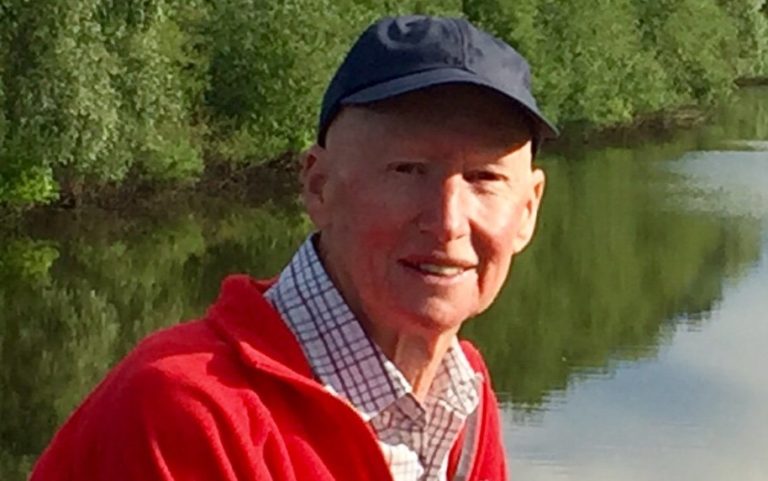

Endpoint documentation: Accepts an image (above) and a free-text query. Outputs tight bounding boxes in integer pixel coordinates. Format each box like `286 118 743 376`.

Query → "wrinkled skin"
301 84 545 381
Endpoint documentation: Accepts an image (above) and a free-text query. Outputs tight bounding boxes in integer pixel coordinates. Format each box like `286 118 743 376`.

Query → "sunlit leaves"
0 0 766 208
0 0 203 207
466 0 763 126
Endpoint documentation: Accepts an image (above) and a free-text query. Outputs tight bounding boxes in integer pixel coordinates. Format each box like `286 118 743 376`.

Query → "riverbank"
0 163 300 239
737 76 768 86
1 83 766 230
0 88 749 222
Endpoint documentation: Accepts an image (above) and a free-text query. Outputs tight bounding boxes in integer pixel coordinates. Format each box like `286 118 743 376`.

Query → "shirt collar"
264 234 480 420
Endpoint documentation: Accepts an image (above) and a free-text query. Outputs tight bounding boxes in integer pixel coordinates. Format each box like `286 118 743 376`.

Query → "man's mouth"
416 263 466 277
400 258 475 278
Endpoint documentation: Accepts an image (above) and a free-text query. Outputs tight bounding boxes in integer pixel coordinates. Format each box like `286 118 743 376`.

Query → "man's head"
301 16 556 340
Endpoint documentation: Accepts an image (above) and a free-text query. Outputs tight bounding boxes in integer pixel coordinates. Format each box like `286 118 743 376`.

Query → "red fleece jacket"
31 275 508 481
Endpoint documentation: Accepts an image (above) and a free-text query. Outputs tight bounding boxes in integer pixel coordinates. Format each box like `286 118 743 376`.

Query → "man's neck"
363 323 459 402
314 233 458 401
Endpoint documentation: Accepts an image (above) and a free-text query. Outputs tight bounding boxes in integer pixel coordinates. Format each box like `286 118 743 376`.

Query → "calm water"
496 90 768 480
1 88 766 480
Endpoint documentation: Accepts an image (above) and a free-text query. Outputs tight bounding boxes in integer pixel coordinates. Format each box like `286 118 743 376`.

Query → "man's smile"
399 255 478 279
415 264 465 276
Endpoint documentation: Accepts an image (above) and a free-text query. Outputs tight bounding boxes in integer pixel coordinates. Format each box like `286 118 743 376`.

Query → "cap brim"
341 68 559 140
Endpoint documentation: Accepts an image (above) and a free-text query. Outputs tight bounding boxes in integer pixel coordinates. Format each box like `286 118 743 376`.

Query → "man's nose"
417 176 471 241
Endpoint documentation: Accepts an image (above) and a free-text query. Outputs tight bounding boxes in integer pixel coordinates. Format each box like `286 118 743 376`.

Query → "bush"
0 0 766 208
634 0 741 102
203 0 372 162
718 0 768 77
203 0 462 163
467 0 750 125
0 0 203 208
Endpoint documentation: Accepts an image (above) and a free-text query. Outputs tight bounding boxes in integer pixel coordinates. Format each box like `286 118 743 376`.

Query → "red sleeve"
30 355 287 481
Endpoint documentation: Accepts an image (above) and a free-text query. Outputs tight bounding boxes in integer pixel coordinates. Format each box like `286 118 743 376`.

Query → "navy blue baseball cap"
318 15 559 146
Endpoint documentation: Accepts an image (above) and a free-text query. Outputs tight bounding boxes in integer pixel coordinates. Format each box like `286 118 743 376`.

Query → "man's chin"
396 300 472 335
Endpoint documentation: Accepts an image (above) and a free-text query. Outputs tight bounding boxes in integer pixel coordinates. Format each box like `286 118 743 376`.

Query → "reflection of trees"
695 87 768 147
0 200 309 481
461 145 762 409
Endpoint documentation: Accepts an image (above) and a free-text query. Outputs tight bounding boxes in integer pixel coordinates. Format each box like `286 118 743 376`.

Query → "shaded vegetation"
1 0 767 208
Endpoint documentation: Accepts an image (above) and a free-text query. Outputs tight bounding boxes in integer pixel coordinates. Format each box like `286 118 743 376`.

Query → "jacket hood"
205 274 318 385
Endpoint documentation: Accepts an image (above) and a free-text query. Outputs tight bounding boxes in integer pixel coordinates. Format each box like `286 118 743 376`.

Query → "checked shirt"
264 236 482 481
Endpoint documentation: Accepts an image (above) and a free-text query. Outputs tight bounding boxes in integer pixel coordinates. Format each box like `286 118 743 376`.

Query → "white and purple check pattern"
264 236 481 481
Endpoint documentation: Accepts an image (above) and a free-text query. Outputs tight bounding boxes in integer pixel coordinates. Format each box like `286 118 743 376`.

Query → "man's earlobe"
511 170 546 254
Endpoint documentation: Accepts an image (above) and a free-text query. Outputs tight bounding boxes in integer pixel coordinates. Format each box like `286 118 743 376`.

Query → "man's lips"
399 256 477 277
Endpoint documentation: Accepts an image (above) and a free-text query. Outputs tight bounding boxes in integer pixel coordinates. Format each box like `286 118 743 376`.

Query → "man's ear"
511 168 546 254
300 144 331 229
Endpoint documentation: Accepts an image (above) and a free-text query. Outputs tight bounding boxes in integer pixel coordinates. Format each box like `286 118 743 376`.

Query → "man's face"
302 85 545 338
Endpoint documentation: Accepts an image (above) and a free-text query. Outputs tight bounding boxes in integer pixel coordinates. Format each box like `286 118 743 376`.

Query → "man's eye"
465 171 505 182
389 163 426 175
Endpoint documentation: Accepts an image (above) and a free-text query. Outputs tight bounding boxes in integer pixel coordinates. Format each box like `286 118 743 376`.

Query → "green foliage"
203 0 461 162
467 0 753 125
203 0 373 161
0 0 203 208
0 239 59 282
0 0 766 207
100 0 207 181
718 0 768 76
635 0 740 102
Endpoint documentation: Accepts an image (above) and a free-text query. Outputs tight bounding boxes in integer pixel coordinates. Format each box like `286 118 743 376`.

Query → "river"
1 88 766 480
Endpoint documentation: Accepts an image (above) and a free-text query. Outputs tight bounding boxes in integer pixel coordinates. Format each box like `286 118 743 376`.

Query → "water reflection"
506 252 768 481
0 200 310 479
461 150 762 407
0 89 766 481
665 150 768 220
490 87 768 480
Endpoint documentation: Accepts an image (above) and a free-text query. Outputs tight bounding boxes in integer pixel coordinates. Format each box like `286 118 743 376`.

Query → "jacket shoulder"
31 319 282 481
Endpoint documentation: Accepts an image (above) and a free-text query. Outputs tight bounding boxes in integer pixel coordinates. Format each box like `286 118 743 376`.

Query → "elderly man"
31 15 556 481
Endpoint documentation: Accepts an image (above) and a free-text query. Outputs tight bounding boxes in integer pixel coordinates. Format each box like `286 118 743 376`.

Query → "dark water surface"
1 88 767 480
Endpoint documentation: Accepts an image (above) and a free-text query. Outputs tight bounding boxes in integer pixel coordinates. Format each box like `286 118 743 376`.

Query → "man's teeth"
417 264 465 276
